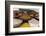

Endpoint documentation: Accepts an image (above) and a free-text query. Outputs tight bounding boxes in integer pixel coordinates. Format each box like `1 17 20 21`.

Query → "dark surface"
5 1 45 35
